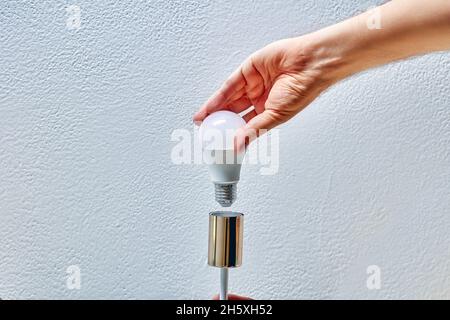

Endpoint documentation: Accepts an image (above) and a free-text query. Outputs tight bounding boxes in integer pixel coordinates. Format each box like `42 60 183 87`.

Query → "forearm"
306 0 450 81
195 0 450 135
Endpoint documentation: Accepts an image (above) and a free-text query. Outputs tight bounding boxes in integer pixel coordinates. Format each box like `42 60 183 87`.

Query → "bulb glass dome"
199 110 246 151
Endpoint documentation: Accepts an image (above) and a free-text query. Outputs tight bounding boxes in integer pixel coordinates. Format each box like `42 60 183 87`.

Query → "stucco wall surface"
0 0 449 299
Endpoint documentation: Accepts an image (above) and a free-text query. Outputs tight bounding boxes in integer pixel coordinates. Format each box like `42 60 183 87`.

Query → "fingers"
193 67 247 122
212 293 252 300
193 91 226 122
242 109 257 122
194 54 267 122
235 110 280 153
240 56 265 102
226 96 252 114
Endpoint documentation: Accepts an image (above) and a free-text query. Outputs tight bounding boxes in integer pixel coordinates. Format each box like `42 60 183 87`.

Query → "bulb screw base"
214 183 237 207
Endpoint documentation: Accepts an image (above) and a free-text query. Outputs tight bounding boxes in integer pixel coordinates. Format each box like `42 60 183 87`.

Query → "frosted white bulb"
199 110 246 150
199 111 246 207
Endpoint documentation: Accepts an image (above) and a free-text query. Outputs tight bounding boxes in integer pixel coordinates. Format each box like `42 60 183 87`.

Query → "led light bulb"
199 111 246 207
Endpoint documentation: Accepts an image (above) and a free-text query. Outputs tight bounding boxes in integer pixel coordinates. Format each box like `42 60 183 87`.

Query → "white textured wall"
1 0 449 299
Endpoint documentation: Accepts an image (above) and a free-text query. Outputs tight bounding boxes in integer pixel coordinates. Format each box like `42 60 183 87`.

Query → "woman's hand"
193 36 340 151
194 0 450 152
212 293 252 300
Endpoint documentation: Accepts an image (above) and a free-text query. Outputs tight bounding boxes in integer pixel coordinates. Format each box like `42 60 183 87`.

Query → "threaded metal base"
214 183 237 207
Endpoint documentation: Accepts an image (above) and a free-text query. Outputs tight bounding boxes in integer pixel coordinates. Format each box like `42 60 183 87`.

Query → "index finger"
193 66 247 122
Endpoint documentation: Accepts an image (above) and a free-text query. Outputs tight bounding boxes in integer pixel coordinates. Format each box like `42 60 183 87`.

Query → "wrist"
307 26 365 82
300 11 382 83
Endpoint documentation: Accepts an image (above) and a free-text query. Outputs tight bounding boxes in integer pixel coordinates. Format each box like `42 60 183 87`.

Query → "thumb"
234 110 280 153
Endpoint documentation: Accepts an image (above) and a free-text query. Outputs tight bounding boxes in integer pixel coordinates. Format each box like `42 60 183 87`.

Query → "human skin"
212 293 252 300
193 0 450 153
